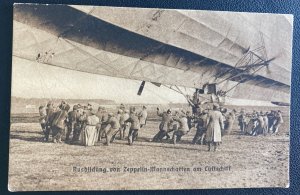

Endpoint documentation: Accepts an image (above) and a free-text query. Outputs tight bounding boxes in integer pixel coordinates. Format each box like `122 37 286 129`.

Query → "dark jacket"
125 114 140 130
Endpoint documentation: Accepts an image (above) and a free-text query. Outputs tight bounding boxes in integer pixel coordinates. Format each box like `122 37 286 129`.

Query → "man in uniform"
192 110 208 145
138 105 148 128
252 112 265 136
224 111 235 135
44 101 55 142
120 103 126 111
115 109 124 140
51 103 70 143
58 100 67 110
273 110 284 135
206 104 224 151
124 109 140 145
267 110 276 133
186 110 194 130
77 106 90 140
97 107 109 142
65 105 79 142
121 109 130 140
104 113 120 145
172 112 190 145
238 109 247 134
263 112 269 135
38 105 47 134
152 108 173 142
72 105 84 142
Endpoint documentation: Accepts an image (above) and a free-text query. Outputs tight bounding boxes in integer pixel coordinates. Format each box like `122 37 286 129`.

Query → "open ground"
8 106 290 191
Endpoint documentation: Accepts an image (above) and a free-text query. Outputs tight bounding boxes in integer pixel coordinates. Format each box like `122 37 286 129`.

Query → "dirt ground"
8 110 290 191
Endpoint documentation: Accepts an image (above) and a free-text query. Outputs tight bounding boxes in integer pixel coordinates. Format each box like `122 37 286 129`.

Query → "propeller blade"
137 81 146 96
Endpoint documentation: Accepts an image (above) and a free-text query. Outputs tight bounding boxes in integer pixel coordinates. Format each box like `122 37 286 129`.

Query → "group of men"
38 101 148 146
152 103 228 151
237 109 284 136
151 104 284 151
38 100 284 151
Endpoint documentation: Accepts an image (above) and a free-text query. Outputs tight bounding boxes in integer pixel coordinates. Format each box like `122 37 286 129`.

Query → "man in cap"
124 109 140 145
44 101 55 142
72 105 85 142
38 105 47 134
138 105 148 128
224 111 235 135
120 103 126 111
152 108 173 142
206 103 224 151
65 104 79 142
116 109 125 140
252 112 265 136
104 113 121 145
263 112 269 135
120 109 130 140
220 107 228 136
238 109 247 134
267 110 276 133
51 103 71 143
58 100 67 110
77 106 91 138
192 109 208 145
172 112 190 145
116 109 123 122
97 107 109 142
273 110 284 135
186 110 194 131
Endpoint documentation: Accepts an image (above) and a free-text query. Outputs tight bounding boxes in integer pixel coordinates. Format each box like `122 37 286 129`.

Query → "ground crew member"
65 105 79 142
263 112 269 135
192 110 208 145
51 103 70 143
104 113 120 145
224 112 235 135
121 109 130 140
72 106 85 142
105 113 120 146
252 112 265 136
97 107 109 141
138 105 148 128
172 113 190 145
152 108 173 142
44 101 55 142
206 104 224 151
38 105 47 134
238 109 247 133
273 110 283 134
124 110 140 145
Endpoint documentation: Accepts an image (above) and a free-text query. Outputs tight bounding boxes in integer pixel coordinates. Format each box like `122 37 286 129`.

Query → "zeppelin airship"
12 4 293 105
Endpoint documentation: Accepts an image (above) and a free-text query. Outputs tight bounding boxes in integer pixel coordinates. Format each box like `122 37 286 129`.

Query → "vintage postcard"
9 4 293 191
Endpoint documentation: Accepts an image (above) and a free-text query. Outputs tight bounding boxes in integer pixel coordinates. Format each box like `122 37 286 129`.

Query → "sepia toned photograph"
9 4 293 191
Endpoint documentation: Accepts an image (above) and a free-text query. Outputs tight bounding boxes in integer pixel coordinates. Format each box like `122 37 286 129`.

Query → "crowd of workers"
38 100 284 152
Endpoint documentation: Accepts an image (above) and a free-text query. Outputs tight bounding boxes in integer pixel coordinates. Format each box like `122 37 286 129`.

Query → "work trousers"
128 129 139 145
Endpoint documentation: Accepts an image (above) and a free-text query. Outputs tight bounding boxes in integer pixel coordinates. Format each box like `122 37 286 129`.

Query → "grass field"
8 107 290 191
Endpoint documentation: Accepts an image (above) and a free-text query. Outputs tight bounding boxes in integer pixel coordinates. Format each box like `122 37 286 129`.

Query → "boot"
213 143 217 151
207 143 211 151
173 135 177 145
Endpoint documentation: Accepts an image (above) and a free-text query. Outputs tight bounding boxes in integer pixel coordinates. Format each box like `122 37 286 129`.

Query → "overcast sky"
11 57 193 104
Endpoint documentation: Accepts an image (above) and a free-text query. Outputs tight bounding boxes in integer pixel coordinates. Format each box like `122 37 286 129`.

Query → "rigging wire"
224 63 267 95
34 61 53 100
